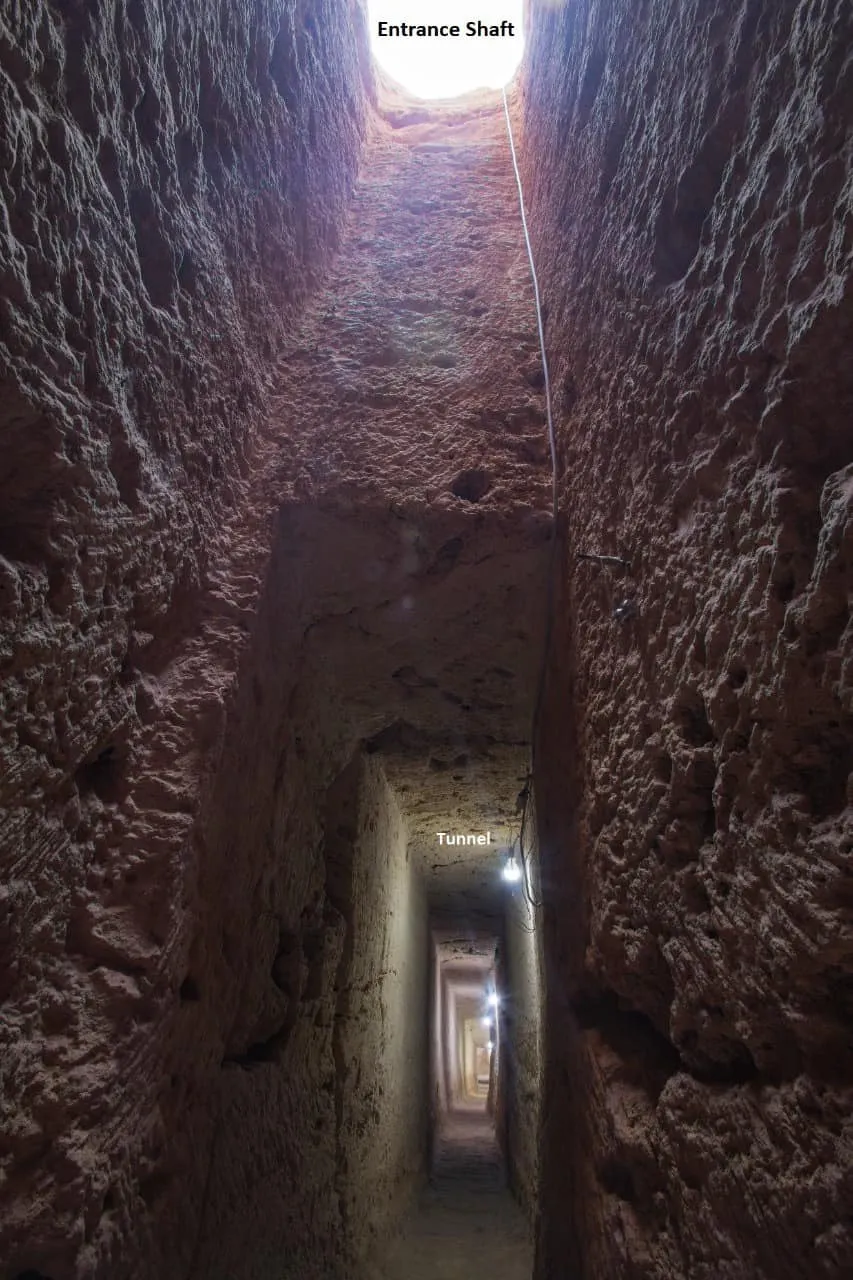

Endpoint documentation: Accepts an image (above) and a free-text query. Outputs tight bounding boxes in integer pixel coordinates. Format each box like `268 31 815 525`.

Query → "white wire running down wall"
501 86 557 508
501 85 558 913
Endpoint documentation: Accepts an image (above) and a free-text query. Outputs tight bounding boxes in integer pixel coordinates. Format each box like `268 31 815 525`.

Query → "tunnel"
0 0 852 1277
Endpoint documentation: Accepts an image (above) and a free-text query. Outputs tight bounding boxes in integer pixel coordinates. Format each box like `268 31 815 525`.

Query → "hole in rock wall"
75 743 127 803
179 975 201 1002
451 468 492 502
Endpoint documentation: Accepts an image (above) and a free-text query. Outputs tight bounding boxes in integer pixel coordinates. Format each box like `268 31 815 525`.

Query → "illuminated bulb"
487 1040 494 1052
487 992 499 1008
481 1015 492 1027
502 854 522 883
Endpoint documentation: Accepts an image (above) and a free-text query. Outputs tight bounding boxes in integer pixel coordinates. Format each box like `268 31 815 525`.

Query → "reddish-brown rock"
1 0 374 1274
525 0 853 1275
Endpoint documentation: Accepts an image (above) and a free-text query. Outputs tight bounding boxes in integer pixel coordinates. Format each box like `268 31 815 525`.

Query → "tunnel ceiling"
435 932 498 967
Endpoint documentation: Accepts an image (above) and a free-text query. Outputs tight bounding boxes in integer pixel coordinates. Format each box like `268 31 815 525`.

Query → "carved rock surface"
525 0 853 1276
0 1 372 1275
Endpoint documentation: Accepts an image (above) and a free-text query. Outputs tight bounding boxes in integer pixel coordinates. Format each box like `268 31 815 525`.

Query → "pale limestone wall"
503 880 543 1224
336 758 429 1267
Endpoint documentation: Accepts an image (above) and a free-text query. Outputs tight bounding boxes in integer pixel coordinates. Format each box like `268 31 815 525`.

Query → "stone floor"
372 1105 533 1279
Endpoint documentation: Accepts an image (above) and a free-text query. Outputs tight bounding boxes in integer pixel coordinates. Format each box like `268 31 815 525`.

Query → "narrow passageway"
1 2 851 1278
376 1106 531 1280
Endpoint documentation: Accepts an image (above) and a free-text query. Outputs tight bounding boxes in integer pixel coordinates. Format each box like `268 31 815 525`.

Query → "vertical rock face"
0 1 373 1276
525 0 852 1276
330 759 428 1258
503 894 542 1221
186 752 428 1280
502 816 543 1223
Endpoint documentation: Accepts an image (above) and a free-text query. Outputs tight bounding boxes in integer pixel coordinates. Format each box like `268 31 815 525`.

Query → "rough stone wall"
185 747 427 1280
333 757 429 1267
525 0 853 1276
0 1 373 1275
93 511 430 1280
502 874 542 1224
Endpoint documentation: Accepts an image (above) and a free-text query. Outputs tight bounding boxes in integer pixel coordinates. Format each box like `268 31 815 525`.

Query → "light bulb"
502 854 522 883
487 991 499 1008
487 1040 494 1052
481 1014 492 1026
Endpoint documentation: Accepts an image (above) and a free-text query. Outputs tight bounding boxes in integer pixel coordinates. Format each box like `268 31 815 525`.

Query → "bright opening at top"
368 1 525 100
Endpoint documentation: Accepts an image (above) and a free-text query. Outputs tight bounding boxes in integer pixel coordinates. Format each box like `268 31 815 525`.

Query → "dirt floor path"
373 1106 533 1279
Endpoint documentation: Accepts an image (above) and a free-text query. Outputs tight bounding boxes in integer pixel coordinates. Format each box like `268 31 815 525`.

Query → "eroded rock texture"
526 0 853 1276
503 880 542 1223
0 0 375 1275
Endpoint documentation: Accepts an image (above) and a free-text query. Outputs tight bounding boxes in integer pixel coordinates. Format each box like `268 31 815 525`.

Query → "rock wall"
332 758 429 1267
502 868 542 1223
525 0 853 1276
186 750 428 1280
0 1 375 1275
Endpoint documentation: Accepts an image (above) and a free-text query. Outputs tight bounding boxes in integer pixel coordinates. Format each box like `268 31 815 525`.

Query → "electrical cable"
501 85 556 913
518 785 541 915
501 85 557 502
